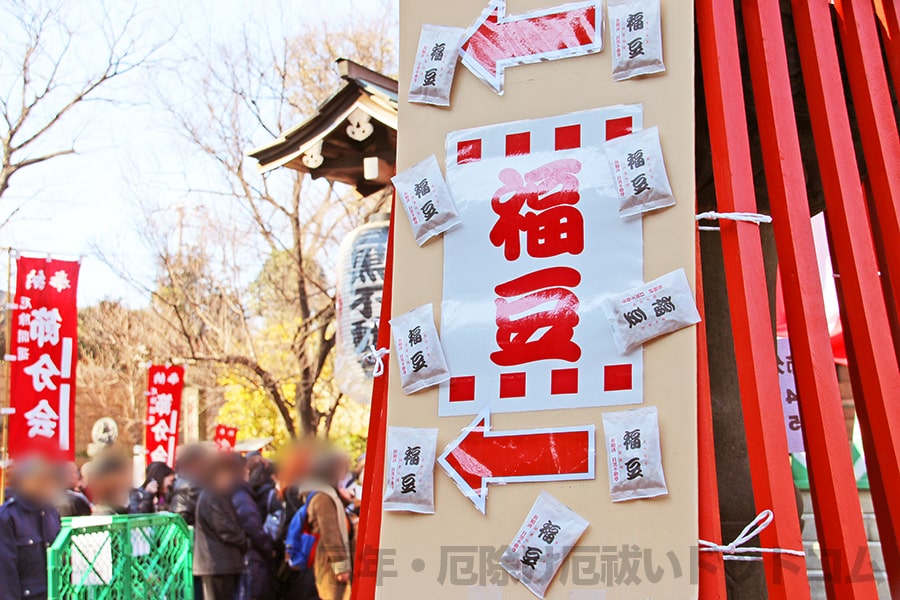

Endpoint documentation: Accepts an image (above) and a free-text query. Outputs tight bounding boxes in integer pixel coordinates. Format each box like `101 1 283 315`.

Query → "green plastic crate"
47 512 193 600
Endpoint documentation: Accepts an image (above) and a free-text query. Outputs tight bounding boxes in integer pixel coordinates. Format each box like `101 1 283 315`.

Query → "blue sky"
0 0 395 306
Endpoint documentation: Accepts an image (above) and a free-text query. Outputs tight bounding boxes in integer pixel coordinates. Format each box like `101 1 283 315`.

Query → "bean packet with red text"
409 24 466 106
609 0 665 81
605 126 675 218
500 492 589 599
602 406 668 502
601 268 701 354
390 303 451 394
383 427 439 514
392 155 462 246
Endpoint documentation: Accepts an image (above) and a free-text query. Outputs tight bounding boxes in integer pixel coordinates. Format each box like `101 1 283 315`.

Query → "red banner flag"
7 256 80 461
144 365 184 468
213 424 238 452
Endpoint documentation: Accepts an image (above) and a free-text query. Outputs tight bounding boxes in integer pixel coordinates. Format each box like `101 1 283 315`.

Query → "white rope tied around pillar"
365 345 390 377
699 510 806 562
696 211 773 231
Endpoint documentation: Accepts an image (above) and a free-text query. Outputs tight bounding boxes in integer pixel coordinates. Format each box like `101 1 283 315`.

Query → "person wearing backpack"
233 458 274 600
290 452 354 600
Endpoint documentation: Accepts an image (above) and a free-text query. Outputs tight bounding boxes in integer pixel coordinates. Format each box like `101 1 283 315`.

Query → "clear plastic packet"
608 0 665 81
500 492 589 599
409 24 466 106
389 303 451 394
602 406 668 502
601 268 701 354
605 126 675 218
383 427 439 513
392 155 462 246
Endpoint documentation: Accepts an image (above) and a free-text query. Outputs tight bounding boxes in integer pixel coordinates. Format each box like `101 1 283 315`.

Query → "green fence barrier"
47 512 193 600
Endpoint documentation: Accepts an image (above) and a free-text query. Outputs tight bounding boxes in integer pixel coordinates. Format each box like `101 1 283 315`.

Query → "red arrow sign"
461 0 603 94
438 407 595 513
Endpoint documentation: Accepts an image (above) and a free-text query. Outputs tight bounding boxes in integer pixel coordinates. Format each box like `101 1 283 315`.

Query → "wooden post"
789 0 900 594
737 0 877 595
696 0 810 596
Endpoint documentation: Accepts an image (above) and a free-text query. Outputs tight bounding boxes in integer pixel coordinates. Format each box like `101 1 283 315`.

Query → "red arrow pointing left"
461 0 603 94
438 407 595 514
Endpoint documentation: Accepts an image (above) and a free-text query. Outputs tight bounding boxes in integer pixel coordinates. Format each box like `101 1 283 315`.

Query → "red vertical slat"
351 205 396 600
789 0 900 594
738 0 877 596
872 0 900 94
697 0 810 596
832 0 900 347
696 232 727 599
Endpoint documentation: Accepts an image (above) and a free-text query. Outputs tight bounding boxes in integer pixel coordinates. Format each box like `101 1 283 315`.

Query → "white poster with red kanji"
440 105 644 416
214 424 238 451
144 365 184 467
7 256 80 460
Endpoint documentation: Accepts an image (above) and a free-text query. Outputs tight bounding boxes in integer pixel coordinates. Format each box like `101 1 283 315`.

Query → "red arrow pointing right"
438 407 595 514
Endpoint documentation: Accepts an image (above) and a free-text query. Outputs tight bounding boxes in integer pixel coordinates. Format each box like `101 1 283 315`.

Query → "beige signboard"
381 1 697 598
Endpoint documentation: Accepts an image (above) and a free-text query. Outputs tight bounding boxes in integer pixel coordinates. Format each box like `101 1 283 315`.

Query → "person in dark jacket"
169 444 208 527
129 461 174 514
233 460 274 600
194 453 248 600
0 458 63 600
55 461 91 517
248 460 276 517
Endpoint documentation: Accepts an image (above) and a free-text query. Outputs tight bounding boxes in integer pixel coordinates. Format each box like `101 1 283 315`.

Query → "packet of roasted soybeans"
602 406 667 502
605 126 675 218
390 303 451 394
392 155 462 246
409 24 466 106
383 427 438 513
500 492 589 599
601 268 701 354
609 0 665 81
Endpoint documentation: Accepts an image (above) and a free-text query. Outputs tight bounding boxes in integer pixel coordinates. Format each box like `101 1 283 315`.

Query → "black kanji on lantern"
521 547 543 570
411 350 428 372
400 473 417 494
625 457 644 480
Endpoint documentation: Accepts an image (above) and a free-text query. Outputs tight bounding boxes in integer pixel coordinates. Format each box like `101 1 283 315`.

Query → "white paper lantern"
334 214 389 404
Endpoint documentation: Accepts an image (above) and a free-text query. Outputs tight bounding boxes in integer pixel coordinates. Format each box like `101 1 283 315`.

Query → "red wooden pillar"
832 0 900 353
871 0 900 95
737 0 877 596
696 232 727 599
696 0 810 596
789 0 900 595
351 206 395 600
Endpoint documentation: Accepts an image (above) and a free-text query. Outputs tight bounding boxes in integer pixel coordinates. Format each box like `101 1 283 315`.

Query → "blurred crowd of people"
0 442 366 600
